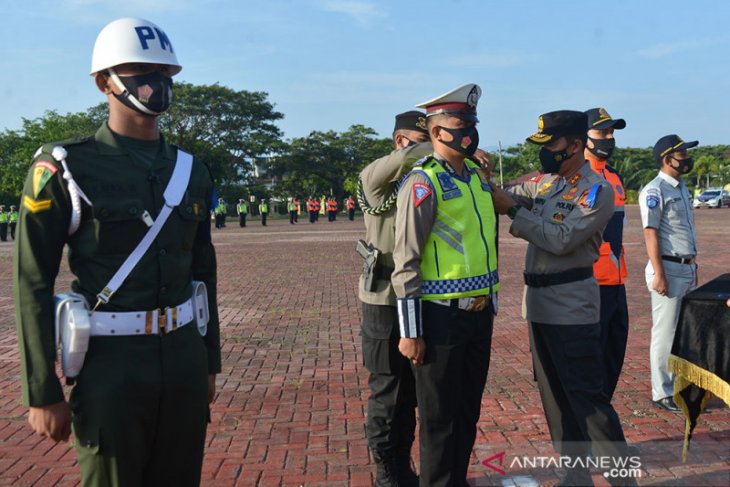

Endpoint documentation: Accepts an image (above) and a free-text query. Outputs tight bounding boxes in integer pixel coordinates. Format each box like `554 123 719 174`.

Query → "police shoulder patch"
646 194 660 209
412 182 432 208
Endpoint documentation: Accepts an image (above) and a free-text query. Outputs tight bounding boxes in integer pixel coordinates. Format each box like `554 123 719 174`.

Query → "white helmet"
90 18 182 75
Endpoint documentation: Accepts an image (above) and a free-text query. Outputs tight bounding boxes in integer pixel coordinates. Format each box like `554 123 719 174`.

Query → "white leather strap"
96 149 193 306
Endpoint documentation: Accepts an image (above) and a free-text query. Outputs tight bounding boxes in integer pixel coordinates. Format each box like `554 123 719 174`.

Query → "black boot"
395 451 419 487
372 450 400 487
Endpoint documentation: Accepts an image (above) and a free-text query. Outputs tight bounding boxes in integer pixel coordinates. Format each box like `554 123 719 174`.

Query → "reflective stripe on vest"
414 158 500 300
588 157 627 285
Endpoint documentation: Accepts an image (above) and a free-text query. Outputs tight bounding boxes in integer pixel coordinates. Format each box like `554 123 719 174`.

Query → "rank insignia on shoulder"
568 173 582 185
413 182 432 208
528 174 544 183
32 161 59 198
23 195 52 213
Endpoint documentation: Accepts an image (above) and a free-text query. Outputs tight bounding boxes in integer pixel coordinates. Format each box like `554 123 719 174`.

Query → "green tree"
160 82 285 197
271 125 391 200
0 109 106 200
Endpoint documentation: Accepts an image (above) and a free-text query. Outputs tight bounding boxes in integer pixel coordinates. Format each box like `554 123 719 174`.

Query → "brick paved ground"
0 207 728 486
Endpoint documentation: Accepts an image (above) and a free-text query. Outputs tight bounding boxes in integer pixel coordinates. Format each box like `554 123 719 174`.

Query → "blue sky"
2 0 729 149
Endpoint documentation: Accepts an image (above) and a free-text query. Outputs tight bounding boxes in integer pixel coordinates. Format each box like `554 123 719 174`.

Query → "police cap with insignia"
653 134 699 163
527 110 588 145
415 83 481 122
393 111 428 134
584 107 626 130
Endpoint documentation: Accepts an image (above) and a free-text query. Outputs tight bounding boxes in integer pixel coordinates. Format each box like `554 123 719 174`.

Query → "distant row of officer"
0 204 18 241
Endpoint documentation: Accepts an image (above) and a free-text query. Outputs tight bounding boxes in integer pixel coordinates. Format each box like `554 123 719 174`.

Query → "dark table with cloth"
668 273 730 459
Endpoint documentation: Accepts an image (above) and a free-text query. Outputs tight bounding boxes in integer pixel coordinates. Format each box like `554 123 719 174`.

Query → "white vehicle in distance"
693 188 730 208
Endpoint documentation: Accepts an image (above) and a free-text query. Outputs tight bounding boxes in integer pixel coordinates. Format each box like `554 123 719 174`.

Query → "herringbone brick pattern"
0 207 728 486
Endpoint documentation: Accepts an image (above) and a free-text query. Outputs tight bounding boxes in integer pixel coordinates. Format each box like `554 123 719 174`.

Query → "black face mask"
587 137 615 160
438 125 479 156
670 156 694 174
539 145 575 173
110 70 173 116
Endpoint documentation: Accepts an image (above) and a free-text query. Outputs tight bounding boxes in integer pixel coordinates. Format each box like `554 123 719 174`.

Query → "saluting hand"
399 337 426 365
28 401 72 443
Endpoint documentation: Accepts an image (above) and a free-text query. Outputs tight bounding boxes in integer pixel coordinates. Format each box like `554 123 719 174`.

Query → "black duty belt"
662 255 696 265
523 267 593 288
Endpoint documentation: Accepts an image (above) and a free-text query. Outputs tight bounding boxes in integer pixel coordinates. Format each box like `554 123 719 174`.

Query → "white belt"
90 298 195 336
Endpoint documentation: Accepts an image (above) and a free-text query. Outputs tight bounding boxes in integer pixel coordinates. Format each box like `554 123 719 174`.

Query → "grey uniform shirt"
358 142 433 306
638 171 697 258
509 162 614 325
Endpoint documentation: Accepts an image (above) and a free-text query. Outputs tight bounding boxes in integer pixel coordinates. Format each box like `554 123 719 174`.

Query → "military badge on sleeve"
31 161 58 198
412 182 432 208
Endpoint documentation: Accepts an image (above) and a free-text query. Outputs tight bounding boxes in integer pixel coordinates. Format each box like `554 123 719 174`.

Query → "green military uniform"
14 123 220 487
8 206 18 240
0 206 7 241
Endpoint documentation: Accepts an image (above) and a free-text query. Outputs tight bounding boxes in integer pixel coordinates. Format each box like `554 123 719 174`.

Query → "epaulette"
528 173 544 183
35 136 93 161
413 155 434 168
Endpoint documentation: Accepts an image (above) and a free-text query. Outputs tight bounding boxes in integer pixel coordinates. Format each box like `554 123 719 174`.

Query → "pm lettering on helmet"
135 26 174 53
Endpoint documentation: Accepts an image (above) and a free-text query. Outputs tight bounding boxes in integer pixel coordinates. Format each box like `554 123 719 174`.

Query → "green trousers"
70 323 209 487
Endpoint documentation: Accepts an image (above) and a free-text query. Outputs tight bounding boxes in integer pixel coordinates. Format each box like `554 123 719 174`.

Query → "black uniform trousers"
289 210 296 224
261 212 267 226
529 322 630 471
9 222 16 239
0 222 7 241
309 211 317 223
239 213 247 227
413 301 493 487
361 303 417 457
348 209 355 221
598 285 629 400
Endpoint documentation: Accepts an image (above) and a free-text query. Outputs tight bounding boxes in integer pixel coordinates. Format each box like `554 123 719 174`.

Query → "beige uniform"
358 142 433 306
390 154 493 301
509 162 614 324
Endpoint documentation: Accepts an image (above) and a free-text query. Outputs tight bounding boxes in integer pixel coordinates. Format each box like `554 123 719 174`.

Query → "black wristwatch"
507 204 521 220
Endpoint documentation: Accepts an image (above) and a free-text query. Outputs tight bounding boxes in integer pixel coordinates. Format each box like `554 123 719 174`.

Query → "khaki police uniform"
640 170 698 402
392 83 498 486
507 111 633 485
15 123 220 487
357 134 432 483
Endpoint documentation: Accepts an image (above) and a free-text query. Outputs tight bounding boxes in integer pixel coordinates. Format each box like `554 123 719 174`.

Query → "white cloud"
314 0 387 28
636 38 719 59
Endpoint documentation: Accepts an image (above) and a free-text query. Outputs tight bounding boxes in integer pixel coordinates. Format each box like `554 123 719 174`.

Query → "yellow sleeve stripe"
22 195 52 213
